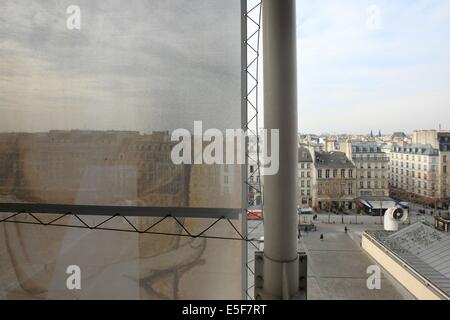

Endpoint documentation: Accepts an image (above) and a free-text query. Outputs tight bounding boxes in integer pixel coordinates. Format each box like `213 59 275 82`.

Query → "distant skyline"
296 0 450 134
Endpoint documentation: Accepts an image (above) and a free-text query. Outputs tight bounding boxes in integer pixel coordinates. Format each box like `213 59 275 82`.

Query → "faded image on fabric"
0 0 244 299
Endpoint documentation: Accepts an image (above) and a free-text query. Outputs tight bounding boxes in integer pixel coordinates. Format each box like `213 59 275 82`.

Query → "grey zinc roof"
438 132 450 152
393 143 439 156
298 147 312 163
351 141 382 153
392 132 407 138
314 151 355 168
371 223 450 297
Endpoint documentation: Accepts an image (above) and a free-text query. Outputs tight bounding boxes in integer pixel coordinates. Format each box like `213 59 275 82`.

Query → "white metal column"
260 0 302 300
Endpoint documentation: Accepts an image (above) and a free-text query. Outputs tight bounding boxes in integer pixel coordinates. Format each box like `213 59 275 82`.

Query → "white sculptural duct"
384 206 408 231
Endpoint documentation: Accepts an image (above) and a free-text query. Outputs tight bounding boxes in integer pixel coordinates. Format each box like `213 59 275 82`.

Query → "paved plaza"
247 216 415 300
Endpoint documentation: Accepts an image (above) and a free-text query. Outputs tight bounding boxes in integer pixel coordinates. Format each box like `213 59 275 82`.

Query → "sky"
0 0 241 133
296 0 450 134
1 1 449 135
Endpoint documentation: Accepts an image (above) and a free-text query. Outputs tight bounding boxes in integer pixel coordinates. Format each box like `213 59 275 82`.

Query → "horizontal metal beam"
0 203 240 219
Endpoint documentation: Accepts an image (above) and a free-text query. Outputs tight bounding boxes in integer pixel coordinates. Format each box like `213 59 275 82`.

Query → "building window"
341 169 345 178
349 169 353 178
333 169 337 178
318 169 322 178
325 169 330 178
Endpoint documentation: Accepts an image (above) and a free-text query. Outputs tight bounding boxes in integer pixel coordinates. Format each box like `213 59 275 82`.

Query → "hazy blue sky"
1 1 449 135
297 0 450 134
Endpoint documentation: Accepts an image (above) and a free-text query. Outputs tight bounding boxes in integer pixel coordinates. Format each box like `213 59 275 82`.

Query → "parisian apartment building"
389 130 450 207
297 146 313 208
298 145 356 211
340 140 390 198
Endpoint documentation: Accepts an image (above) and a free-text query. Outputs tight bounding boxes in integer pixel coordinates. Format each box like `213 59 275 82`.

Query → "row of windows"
359 181 388 189
391 183 435 197
317 169 353 179
352 155 388 161
391 168 429 179
317 183 354 196
300 171 311 178
300 189 311 196
358 172 386 179
391 160 433 171
391 153 437 161
391 176 435 189
299 163 312 169
358 163 387 169
299 180 311 188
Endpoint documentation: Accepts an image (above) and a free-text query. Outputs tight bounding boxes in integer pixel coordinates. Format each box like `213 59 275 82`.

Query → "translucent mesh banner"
0 0 244 299
0 0 242 211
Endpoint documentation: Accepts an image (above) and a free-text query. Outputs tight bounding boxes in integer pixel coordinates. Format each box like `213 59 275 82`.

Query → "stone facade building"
389 144 440 203
389 130 450 207
311 150 356 211
297 146 313 208
341 141 389 197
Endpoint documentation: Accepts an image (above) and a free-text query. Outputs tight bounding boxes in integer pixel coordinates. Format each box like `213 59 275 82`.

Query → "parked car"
247 209 263 220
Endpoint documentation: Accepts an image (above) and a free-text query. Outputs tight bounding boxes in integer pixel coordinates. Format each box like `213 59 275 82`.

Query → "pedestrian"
320 233 324 241
344 226 348 233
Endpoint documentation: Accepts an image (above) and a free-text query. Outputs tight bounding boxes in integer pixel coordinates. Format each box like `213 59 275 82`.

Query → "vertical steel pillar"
261 0 301 299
